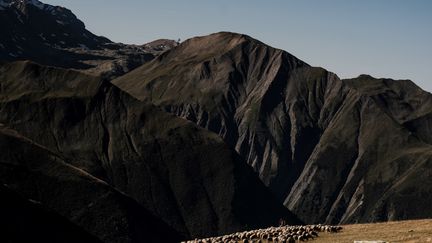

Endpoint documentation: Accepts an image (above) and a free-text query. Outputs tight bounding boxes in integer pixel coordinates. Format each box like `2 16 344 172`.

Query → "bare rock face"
113 32 432 225
0 61 301 240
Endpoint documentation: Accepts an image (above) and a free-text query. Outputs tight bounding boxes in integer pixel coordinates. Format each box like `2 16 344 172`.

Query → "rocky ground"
62 40 178 79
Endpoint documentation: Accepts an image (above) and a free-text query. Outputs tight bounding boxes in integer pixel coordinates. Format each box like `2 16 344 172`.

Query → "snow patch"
56 20 64 25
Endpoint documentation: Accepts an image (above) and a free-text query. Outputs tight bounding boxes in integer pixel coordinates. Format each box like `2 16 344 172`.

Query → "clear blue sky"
43 0 432 91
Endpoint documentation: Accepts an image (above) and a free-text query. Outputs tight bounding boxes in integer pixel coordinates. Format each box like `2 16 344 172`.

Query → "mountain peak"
20 0 45 9
0 0 51 11
0 0 173 78
178 31 264 55
0 0 112 64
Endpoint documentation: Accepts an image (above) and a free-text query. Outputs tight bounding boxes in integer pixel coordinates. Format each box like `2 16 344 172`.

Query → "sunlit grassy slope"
315 219 432 243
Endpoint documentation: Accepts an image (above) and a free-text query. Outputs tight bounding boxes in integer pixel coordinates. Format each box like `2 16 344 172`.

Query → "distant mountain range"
1 0 431 242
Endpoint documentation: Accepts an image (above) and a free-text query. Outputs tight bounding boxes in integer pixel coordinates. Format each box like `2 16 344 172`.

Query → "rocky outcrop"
113 32 432 225
0 60 301 240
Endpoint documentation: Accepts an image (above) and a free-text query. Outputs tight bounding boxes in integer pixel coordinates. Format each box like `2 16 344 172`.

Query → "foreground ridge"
185 225 343 243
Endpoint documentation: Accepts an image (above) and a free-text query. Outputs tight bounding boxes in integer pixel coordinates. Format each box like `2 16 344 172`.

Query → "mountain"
1 0 431 240
112 31 332 201
0 0 176 78
0 124 183 243
0 60 302 240
113 32 432 225
0 0 110 50
0 0 110 66
0 184 103 243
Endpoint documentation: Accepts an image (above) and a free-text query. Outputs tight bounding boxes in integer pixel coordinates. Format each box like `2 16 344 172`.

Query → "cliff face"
0 60 301 240
113 32 432 224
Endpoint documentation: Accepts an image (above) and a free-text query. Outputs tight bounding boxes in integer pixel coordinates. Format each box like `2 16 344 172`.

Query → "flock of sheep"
184 224 343 242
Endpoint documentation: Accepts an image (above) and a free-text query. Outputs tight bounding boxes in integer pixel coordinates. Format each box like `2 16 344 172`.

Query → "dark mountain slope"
344 75 432 144
0 61 301 239
0 60 102 101
113 32 311 200
113 32 432 224
284 76 432 224
0 125 183 243
344 75 432 123
0 184 103 243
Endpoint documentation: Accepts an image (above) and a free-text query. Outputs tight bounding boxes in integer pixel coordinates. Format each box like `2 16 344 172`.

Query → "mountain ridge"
0 60 302 240
113 31 432 225
0 123 184 243
1 1 431 241
0 0 179 79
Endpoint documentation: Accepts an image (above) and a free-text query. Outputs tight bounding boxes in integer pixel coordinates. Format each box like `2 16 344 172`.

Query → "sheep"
183 224 343 243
